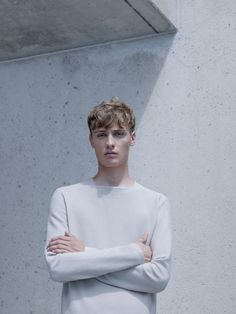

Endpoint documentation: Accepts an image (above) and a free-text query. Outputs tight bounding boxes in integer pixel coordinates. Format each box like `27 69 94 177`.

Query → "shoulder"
136 182 169 204
52 178 92 196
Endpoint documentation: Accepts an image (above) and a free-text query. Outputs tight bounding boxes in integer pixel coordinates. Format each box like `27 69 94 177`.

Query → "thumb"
64 231 73 237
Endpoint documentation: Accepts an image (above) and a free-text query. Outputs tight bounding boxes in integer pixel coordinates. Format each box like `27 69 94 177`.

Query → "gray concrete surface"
0 35 174 314
152 0 179 26
0 0 236 314
0 0 176 62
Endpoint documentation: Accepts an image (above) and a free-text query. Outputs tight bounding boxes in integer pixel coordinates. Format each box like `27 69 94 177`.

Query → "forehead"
93 124 128 132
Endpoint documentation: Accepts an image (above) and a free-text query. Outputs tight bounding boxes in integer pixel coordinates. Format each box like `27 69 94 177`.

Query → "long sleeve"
95 195 172 293
44 188 144 282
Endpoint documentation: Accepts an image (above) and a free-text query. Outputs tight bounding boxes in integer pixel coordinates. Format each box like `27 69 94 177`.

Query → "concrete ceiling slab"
0 0 176 62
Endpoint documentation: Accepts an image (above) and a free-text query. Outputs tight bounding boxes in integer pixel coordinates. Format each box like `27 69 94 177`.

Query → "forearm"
45 243 144 282
96 257 171 293
96 195 172 294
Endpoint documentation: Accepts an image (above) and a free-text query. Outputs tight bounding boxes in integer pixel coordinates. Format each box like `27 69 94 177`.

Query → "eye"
114 130 126 137
96 132 106 138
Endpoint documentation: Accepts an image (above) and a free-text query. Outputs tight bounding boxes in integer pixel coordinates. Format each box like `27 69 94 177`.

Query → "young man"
45 98 172 314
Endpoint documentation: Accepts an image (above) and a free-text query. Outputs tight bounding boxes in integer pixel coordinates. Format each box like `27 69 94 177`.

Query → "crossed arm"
47 231 152 262
45 188 171 293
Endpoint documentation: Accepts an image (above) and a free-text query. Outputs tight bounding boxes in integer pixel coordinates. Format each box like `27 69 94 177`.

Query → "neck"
93 164 134 187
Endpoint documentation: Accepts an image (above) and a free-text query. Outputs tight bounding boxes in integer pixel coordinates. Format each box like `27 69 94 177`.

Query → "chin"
99 160 122 168
104 162 121 168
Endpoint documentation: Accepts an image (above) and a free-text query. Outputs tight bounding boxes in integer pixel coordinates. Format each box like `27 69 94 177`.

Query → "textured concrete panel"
152 0 178 26
0 0 176 62
0 0 235 314
0 35 174 314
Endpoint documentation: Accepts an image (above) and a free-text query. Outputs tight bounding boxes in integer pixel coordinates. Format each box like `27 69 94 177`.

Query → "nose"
106 134 115 147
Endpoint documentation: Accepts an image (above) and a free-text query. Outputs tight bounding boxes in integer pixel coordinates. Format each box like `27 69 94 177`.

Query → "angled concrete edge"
127 0 177 34
0 0 177 62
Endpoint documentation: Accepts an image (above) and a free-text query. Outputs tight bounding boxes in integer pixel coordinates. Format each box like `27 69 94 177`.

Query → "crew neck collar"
89 177 138 189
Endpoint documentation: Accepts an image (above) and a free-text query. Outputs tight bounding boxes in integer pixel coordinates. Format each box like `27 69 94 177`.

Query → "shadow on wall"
0 33 175 314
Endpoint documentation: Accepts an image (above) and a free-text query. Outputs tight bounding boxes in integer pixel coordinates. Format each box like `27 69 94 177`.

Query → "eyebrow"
93 128 126 133
93 129 106 133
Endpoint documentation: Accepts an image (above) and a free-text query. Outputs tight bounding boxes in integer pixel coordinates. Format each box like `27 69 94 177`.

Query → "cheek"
95 145 106 158
94 145 103 154
120 142 131 152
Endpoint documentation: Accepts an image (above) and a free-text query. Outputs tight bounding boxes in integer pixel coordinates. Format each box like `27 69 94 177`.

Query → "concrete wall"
0 1 235 313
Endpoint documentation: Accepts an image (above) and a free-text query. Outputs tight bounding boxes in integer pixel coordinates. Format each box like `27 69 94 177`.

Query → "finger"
47 239 71 250
140 233 148 243
47 243 68 250
144 253 152 262
50 248 70 254
136 233 147 243
49 235 66 241
47 243 73 252
48 239 71 247
48 236 71 246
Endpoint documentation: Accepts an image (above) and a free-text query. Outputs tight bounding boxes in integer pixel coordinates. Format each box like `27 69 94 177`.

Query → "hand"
47 231 85 254
135 233 152 263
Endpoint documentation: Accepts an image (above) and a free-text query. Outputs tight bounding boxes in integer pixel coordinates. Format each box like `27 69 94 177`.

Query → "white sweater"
45 178 172 314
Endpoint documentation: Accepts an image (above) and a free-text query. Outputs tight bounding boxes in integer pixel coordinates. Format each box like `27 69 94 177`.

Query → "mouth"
105 152 118 156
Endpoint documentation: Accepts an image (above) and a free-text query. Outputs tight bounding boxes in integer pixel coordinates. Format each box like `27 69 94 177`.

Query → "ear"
89 133 95 148
130 131 136 146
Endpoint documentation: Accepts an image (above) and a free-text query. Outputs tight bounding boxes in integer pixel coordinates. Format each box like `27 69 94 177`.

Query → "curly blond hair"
87 97 135 134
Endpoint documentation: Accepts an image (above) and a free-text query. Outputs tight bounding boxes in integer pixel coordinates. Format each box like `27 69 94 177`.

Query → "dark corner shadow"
117 34 176 128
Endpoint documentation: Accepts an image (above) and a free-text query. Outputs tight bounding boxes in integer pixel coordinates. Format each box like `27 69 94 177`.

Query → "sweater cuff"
129 243 145 264
84 246 94 252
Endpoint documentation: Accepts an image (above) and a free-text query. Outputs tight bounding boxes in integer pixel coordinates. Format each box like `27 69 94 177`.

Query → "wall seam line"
123 0 159 34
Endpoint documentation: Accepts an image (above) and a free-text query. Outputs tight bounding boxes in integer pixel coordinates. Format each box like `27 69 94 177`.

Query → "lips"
105 152 117 155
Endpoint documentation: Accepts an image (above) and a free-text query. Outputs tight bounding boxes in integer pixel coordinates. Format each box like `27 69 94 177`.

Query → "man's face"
89 123 136 168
